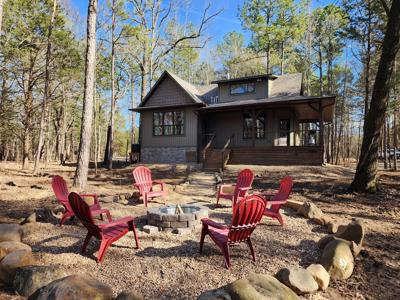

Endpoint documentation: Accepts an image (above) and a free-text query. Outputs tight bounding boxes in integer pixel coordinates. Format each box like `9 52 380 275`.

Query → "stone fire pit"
147 204 209 233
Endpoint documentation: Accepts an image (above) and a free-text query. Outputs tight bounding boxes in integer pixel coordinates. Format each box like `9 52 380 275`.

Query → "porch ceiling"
198 95 335 122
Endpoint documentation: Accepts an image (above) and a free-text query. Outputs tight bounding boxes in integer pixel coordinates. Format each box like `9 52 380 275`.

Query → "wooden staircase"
203 149 223 171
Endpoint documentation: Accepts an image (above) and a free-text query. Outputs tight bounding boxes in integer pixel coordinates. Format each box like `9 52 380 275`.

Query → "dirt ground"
0 161 399 300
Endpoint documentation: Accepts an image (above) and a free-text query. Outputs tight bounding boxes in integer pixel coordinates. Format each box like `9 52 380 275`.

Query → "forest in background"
0 0 398 175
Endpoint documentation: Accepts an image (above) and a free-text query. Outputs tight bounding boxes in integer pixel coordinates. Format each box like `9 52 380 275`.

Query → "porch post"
292 109 297 146
252 110 256 147
319 100 325 164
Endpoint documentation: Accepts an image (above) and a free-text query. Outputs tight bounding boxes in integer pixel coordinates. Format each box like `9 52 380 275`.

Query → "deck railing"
202 134 215 162
221 134 234 171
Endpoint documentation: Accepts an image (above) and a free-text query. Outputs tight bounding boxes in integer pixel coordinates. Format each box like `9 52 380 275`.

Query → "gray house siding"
218 78 268 103
144 76 194 107
140 107 198 163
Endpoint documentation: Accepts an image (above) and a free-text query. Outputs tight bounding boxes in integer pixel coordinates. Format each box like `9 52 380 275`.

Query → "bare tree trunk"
34 0 57 174
394 60 398 171
106 0 116 170
383 117 388 169
0 0 5 36
73 0 98 188
351 0 400 192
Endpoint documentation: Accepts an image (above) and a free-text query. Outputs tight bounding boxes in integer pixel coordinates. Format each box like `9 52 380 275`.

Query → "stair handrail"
221 134 234 171
202 134 215 162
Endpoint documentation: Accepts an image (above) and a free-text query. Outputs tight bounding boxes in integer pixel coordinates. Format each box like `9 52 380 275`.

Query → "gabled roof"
139 70 204 108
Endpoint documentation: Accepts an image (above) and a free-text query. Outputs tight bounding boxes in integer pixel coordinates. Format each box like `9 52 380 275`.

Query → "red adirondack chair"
51 175 111 226
68 192 140 263
132 166 167 207
199 195 266 269
261 176 293 226
216 168 254 207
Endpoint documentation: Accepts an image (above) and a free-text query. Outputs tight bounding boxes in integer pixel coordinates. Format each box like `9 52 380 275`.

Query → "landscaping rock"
143 225 158 234
306 264 330 290
284 200 304 211
297 202 324 220
336 219 364 246
317 235 336 249
0 250 35 285
275 267 318 295
0 241 32 261
0 224 24 242
13 265 67 297
28 274 113 300
227 272 300 300
197 289 231 300
115 290 144 300
20 213 37 225
320 239 354 279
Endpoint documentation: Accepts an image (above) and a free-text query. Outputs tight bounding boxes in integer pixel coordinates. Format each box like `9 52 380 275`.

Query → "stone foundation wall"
141 146 197 163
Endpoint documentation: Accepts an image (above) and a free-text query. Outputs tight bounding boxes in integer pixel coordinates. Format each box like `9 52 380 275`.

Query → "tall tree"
0 0 5 35
351 0 400 192
73 0 98 188
33 0 57 174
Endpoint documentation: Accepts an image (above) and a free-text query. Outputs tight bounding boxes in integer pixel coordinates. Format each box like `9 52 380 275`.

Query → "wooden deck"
227 146 324 166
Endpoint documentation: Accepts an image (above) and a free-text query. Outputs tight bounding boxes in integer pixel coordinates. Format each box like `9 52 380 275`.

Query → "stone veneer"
147 205 209 232
141 146 197 163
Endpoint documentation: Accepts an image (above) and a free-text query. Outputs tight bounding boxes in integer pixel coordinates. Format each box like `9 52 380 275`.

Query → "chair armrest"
267 199 287 205
237 186 251 192
201 218 229 229
80 193 98 204
99 216 134 229
153 180 166 190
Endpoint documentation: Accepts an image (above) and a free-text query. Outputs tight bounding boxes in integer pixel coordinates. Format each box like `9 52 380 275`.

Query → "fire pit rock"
147 205 209 232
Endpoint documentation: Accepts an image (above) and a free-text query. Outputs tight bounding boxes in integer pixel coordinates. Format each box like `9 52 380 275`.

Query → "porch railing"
202 134 215 162
221 134 234 171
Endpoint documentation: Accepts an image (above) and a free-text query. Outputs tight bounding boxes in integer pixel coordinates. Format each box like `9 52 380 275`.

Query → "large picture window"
230 82 255 95
243 112 265 139
153 111 184 136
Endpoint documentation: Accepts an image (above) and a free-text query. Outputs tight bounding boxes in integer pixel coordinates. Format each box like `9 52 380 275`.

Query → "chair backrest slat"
229 195 266 243
235 169 254 197
132 166 153 193
52 175 70 207
68 192 101 238
273 176 293 201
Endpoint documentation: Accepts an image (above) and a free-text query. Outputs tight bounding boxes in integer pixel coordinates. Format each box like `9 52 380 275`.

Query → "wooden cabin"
131 71 335 169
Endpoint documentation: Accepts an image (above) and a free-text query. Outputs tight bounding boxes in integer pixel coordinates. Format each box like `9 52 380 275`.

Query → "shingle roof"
269 73 303 97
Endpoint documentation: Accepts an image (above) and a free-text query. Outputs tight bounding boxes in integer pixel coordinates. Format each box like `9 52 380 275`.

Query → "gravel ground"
0 162 399 299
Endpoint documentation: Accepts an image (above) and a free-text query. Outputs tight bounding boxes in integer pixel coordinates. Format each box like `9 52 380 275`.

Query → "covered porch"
198 96 335 169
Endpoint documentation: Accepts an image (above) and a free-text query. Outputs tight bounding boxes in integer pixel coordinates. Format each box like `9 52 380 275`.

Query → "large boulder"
306 264 330 290
336 219 364 246
0 224 24 243
320 239 354 279
0 241 32 261
115 290 145 300
297 202 324 222
13 265 68 297
226 273 300 300
28 274 113 300
0 250 35 285
275 267 319 295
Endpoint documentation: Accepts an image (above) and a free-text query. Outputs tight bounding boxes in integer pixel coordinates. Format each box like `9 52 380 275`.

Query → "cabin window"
299 121 319 146
153 111 184 136
278 119 290 146
243 112 265 139
230 82 255 95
